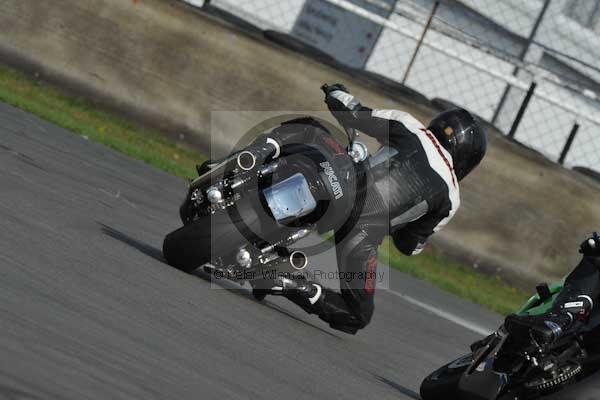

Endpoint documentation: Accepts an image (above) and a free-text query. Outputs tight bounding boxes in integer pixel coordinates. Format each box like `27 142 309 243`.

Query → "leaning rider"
260 83 487 334
505 232 600 343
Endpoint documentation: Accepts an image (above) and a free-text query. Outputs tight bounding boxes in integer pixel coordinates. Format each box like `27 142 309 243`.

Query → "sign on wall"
292 0 397 68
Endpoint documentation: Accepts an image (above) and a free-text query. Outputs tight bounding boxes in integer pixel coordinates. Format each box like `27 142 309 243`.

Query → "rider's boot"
505 295 593 344
251 275 324 311
280 277 324 313
251 275 365 335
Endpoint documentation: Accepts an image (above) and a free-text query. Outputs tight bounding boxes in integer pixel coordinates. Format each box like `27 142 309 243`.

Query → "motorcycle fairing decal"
320 161 344 199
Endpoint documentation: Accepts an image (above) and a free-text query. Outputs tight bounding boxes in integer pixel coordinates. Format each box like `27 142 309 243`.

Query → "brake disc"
525 363 583 393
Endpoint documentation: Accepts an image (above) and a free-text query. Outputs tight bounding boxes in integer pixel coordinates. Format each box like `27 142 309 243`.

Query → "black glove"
321 83 354 110
579 232 600 257
321 83 349 97
321 83 360 125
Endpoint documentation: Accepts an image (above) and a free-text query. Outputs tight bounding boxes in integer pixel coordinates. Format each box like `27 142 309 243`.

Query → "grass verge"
378 237 529 315
0 63 529 315
0 64 205 178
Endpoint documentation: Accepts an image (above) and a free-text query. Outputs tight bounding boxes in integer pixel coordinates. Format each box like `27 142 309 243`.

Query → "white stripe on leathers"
371 109 460 238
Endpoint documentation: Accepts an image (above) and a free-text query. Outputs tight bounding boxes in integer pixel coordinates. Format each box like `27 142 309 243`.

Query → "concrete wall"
1 0 599 286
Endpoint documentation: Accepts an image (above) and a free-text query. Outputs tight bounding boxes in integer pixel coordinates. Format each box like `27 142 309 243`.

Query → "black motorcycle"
162 108 370 296
421 282 600 399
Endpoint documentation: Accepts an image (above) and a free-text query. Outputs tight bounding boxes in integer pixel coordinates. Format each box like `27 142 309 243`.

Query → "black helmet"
428 108 487 181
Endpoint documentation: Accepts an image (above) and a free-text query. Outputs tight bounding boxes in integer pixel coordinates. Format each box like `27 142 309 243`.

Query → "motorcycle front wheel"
163 199 267 273
420 354 472 400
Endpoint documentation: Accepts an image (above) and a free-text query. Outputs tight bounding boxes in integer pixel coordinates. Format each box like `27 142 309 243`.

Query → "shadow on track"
99 223 165 263
264 301 343 339
375 375 421 400
99 223 345 338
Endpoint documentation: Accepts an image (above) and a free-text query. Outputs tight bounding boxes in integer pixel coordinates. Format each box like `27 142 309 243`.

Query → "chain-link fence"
187 0 600 174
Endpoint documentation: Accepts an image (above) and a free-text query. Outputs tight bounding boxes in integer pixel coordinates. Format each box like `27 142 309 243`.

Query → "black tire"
420 354 472 400
163 196 272 273
163 217 214 273
252 289 269 302
163 209 247 273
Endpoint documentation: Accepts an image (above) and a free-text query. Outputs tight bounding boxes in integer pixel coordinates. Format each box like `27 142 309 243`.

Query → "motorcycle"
420 281 600 400
162 97 370 296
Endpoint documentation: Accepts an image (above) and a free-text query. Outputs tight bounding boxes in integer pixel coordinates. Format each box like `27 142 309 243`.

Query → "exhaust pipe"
237 151 256 171
289 250 308 270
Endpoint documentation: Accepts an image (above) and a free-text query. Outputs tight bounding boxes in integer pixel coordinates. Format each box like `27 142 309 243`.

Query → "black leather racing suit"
253 96 460 334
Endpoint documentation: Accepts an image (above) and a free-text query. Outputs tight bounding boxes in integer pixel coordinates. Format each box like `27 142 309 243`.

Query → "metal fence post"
558 122 580 165
491 0 552 125
508 81 536 139
402 0 440 84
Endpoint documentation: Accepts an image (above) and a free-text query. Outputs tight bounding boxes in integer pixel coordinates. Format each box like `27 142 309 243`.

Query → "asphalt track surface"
1 101 598 400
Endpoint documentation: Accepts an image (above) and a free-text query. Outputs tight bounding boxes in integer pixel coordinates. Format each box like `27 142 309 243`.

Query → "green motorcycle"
420 281 600 400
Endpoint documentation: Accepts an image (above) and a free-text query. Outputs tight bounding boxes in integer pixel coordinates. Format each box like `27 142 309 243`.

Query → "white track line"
384 288 494 336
